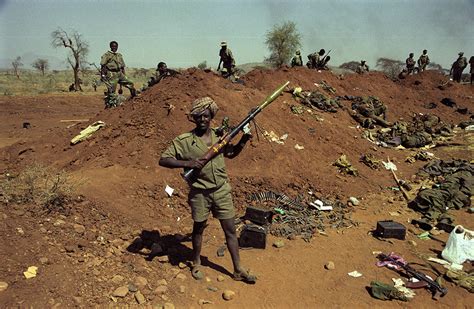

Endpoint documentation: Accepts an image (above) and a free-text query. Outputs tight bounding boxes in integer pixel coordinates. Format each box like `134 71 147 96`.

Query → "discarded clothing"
445 269 474 293
334 155 359 176
70 121 105 145
370 281 408 301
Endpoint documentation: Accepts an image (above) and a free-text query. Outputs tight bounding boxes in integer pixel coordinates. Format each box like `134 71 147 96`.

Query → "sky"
0 0 473 70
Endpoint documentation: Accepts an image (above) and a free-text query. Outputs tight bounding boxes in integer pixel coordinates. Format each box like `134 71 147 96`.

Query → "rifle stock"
183 81 290 181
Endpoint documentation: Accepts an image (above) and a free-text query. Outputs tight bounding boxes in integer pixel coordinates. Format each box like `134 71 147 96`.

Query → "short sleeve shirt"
161 129 228 189
100 51 125 71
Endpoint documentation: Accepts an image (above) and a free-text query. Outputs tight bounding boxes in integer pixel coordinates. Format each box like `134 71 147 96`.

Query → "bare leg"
219 218 243 273
192 220 207 266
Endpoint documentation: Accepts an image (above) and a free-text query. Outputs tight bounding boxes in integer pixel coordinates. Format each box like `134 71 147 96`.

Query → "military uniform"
291 52 303 67
219 48 235 74
417 53 430 72
451 53 467 82
356 62 369 74
161 128 234 222
100 50 136 108
307 52 320 69
406 56 416 74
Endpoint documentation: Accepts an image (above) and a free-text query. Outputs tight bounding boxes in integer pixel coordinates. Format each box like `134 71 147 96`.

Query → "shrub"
1 164 81 211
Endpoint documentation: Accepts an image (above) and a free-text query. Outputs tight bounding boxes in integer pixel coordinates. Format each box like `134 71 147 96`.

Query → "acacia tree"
376 58 404 80
51 28 89 91
12 56 23 79
265 21 301 68
32 58 49 76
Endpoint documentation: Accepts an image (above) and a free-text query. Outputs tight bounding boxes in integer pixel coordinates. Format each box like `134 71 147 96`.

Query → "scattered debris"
165 185 174 197
325 261 335 270
348 270 362 278
70 121 105 145
23 266 38 279
334 155 359 176
222 290 235 301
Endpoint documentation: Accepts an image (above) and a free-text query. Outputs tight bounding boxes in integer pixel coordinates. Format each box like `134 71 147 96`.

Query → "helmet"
220 41 227 47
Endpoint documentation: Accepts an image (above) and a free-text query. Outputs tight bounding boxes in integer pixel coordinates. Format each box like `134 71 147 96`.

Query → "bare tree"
12 56 23 79
376 58 404 80
32 58 49 76
51 28 89 91
265 21 301 68
339 61 360 72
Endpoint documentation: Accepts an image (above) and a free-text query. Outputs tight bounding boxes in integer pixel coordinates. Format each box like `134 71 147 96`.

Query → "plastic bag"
441 225 474 264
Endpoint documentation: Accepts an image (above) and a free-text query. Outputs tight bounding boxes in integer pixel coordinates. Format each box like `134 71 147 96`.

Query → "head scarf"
188 97 219 121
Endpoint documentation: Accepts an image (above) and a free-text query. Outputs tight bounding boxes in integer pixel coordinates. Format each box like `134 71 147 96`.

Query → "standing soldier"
469 56 474 85
356 60 369 74
450 52 468 83
217 41 235 76
417 50 430 72
100 41 137 108
405 53 416 74
291 50 303 67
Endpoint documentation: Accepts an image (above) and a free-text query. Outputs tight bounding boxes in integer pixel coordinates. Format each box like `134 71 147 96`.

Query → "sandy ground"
0 68 473 308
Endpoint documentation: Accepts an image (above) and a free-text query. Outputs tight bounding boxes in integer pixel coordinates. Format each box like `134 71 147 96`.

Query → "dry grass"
0 164 81 211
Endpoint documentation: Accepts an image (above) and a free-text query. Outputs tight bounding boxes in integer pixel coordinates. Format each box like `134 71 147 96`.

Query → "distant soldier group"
306 49 331 70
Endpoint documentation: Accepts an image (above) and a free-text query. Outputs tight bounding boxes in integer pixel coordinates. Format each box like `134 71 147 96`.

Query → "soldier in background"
469 56 474 85
406 53 416 75
417 50 430 72
217 41 235 76
356 60 369 74
100 41 136 108
142 62 180 91
307 49 325 69
450 52 468 83
291 50 303 67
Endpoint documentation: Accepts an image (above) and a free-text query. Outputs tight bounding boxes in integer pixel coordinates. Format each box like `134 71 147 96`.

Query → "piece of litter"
165 185 174 197
309 200 333 211
389 212 400 217
23 266 38 279
372 251 383 255
382 161 397 171
294 144 304 150
417 231 430 240
348 271 362 278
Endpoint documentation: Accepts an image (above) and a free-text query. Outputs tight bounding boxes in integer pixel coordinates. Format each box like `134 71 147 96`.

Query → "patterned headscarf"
189 97 219 121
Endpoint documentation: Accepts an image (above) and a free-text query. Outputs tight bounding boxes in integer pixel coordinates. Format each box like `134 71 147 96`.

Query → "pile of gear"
292 88 343 113
409 159 473 228
244 191 357 242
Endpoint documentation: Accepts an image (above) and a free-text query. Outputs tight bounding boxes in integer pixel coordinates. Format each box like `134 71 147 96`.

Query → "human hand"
188 159 207 170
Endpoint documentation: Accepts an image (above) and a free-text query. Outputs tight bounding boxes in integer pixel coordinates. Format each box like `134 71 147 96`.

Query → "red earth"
0 68 473 308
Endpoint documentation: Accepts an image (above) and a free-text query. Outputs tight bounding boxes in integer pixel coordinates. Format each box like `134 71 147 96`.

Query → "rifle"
377 253 447 299
183 81 290 181
89 62 113 91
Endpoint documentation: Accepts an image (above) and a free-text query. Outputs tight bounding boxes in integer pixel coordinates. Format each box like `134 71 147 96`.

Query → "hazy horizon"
1 0 473 70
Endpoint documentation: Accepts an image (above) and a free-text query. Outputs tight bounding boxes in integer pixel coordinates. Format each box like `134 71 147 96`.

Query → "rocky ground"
0 68 473 308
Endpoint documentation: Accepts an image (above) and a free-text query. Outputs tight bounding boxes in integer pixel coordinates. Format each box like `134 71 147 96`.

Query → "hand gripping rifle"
183 81 290 181
377 253 448 299
89 62 113 92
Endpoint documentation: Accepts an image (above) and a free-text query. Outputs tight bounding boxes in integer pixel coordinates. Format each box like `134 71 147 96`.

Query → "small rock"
112 286 129 298
135 276 148 288
179 285 186 294
408 240 417 247
128 283 138 292
348 197 360 206
176 273 186 280
134 291 146 304
156 279 167 286
53 219 66 227
73 224 86 234
39 257 49 265
178 262 187 269
222 290 235 301
72 296 82 305
205 277 211 282
0 282 8 292
207 286 218 292
163 302 175 309
64 245 76 253
154 285 168 294
150 243 163 255
216 275 225 282
198 299 212 305
325 261 335 270
273 240 285 248
39 227 47 233
111 275 124 284
16 227 25 235
157 255 169 263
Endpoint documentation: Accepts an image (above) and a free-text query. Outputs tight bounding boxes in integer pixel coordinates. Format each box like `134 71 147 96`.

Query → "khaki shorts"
188 182 235 222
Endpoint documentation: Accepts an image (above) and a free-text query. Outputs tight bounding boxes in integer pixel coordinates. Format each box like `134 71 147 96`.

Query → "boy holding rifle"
159 97 256 284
